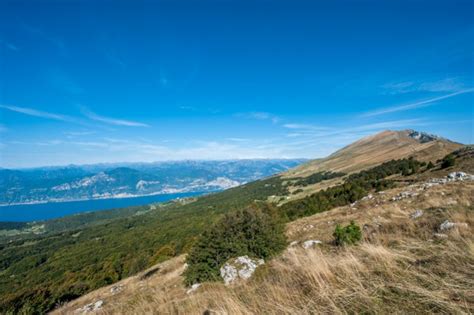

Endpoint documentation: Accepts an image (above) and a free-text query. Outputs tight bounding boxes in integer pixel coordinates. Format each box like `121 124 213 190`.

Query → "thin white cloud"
0 104 75 122
226 137 250 142
418 78 466 92
382 78 466 94
80 106 150 127
283 123 329 131
362 88 474 117
64 131 96 137
235 111 280 124
0 40 19 51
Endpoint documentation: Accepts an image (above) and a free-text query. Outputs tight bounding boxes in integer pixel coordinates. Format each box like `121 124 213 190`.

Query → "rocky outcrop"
439 220 468 231
74 300 103 314
302 240 322 249
220 256 264 285
186 283 201 294
410 209 423 219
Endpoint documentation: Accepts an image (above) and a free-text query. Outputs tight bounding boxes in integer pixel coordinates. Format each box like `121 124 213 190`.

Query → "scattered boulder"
74 300 103 314
186 283 201 294
302 240 322 249
433 233 448 239
220 256 264 285
289 241 299 247
410 209 424 219
392 191 418 201
429 172 474 185
439 220 455 231
439 220 468 231
362 194 374 201
448 172 474 181
110 284 123 294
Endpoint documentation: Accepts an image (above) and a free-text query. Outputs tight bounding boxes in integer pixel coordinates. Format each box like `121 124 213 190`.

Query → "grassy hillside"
0 133 468 313
285 130 462 177
54 152 474 314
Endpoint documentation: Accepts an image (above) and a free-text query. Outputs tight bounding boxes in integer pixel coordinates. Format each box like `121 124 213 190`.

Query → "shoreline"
0 190 214 207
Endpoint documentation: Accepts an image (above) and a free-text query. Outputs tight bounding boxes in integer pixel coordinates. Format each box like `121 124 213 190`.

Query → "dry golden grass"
284 130 462 178
55 181 474 315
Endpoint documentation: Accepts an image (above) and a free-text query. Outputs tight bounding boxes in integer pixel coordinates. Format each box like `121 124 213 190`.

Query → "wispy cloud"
226 137 250 142
235 111 280 124
382 78 467 94
0 40 19 51
418 78 466 93
0 104 75 122
362 88 474 117
80 106 150 127
64 131 96 137
283 123 330 131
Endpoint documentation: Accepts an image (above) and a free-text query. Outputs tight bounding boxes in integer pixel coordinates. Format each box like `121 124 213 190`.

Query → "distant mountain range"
0 159 305 205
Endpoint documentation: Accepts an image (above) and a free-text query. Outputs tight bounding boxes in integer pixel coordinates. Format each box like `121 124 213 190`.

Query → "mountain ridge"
285 129 462 178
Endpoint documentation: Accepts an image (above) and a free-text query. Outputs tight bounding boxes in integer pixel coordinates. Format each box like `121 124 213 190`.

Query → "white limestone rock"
410 209 424 219
186 283 201 294
220 256 264 285
302 240 322 249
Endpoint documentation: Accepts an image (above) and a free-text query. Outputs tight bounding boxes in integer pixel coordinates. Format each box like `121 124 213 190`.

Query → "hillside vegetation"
0 130 469 314
54 150 474 314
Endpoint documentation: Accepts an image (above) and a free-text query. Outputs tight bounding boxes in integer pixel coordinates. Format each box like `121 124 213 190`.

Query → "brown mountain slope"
54 157 474 314
285 129 462 178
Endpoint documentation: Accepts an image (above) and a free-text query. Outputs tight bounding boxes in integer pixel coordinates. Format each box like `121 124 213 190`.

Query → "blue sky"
0 0 473 168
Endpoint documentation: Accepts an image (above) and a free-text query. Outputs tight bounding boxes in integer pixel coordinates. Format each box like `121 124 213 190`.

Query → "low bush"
441 154 455 169
184 204 286 285
333 221 362 246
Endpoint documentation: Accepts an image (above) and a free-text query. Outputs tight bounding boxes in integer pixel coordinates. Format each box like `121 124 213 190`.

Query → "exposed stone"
392 191 418 201
302 240 322 249
110 284 123 294
410 209 424 219
289 241 299 247
186 283 201 294
439 220 468 231
220 256 264 285
362 194 374 201
433 233 448 239
74 300 103 314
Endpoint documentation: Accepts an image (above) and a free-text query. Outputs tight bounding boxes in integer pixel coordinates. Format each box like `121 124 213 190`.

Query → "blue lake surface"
0 192 206 222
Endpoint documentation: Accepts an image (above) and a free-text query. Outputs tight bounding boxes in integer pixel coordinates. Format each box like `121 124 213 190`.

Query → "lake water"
0 192 206 222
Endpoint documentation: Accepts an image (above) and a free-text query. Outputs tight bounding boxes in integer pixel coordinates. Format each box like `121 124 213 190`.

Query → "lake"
0 192 206 222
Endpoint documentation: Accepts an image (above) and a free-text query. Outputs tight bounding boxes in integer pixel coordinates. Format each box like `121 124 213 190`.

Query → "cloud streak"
381 78 467 94
235 111 280 124
362 88 474 117
0 104 75 122
0 40 19 51
80 106 150 127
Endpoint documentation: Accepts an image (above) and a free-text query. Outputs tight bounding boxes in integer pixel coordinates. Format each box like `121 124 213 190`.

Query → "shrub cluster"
333 221 362 246
282 158 424 220
184 205 286 285
441 154 455 169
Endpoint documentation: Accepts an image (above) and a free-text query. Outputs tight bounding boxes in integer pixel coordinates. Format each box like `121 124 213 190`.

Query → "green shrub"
441 154 455 169
333 221 362 246
426 161 435 170
184 204 286 285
